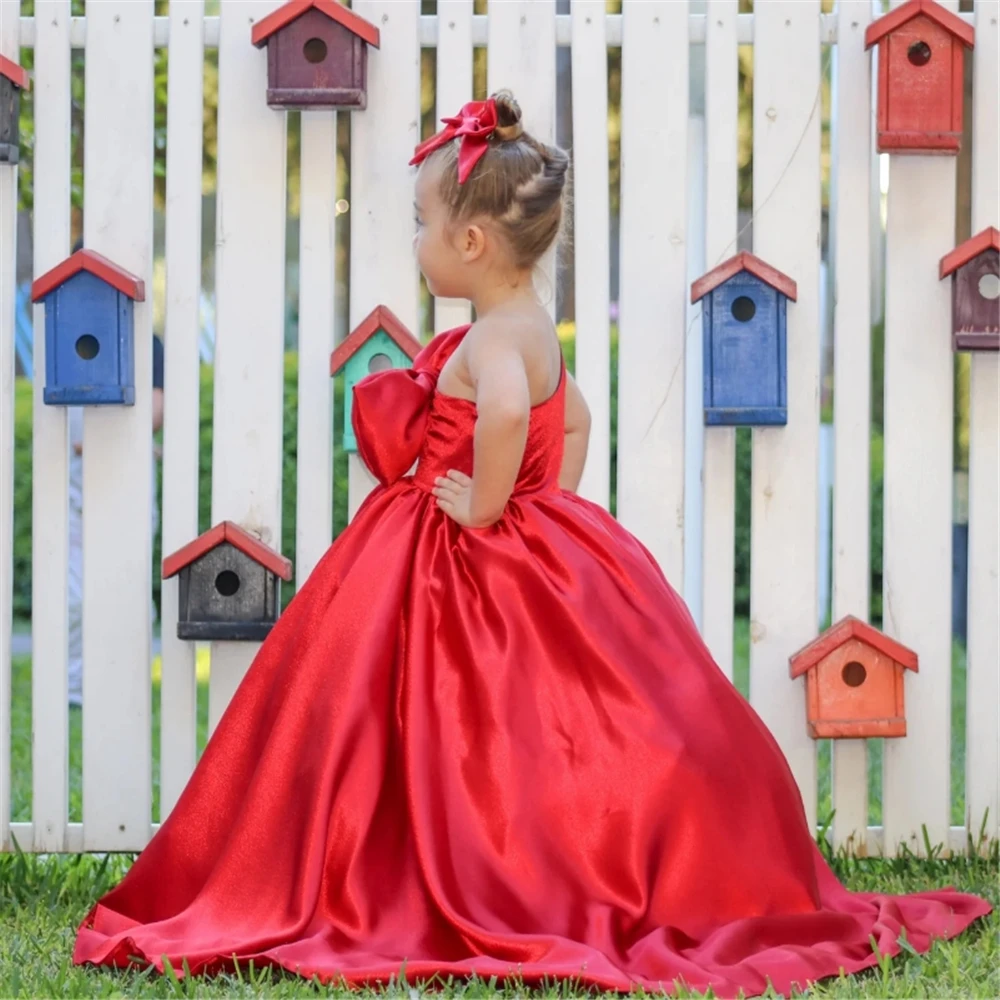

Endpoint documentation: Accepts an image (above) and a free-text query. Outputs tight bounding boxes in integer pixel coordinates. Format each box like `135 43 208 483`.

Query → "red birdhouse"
251 0 380 110
0 53 30 164
939 227 1000 352
789 616 919 739
865 0 975 155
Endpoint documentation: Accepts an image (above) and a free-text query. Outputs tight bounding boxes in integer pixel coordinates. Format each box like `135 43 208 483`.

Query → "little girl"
74 91 989 997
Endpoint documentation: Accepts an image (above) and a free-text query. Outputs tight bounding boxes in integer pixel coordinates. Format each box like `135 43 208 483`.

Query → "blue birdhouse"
31 249 145 406
691 251 798 427
330 305 422 452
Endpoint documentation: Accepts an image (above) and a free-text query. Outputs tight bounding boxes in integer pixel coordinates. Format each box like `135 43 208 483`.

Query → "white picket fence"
0 0 997 857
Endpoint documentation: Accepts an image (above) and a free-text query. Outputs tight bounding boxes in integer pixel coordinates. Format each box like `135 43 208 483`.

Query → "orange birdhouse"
865 0 974 155
789 616 918 740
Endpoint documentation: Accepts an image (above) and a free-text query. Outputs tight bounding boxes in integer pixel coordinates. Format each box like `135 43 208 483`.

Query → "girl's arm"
434 323 530 528
559 373 591 493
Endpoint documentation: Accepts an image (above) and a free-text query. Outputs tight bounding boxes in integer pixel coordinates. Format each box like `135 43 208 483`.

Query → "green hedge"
11 340 883 623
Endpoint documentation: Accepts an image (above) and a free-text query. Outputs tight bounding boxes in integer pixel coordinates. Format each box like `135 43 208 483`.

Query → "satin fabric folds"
73 327 990 997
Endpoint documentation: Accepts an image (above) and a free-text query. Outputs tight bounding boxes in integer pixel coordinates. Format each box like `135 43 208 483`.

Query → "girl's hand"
433 470 494 528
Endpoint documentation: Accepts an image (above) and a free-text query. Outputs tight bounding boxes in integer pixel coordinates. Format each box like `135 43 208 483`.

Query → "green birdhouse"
330 305 422 452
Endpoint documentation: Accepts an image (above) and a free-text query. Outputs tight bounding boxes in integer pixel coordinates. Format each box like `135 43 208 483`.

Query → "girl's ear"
460 223 488 264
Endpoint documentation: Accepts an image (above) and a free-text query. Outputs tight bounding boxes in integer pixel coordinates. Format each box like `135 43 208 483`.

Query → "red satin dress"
74 326 989 996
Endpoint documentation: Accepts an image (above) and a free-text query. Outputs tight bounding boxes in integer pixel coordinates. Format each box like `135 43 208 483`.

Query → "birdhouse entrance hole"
215 570 241 597
75 334 100 361
978 273 1000 299
842 660 867 688
368 352 392 373
303 37 327 63
907 40 932 66
731 296 756 323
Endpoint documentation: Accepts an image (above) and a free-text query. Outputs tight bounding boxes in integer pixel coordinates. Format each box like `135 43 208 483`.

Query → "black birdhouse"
691 251 798 427
939 227 1000 352
163 521 293 642
0 54 29 164
251 0 381 110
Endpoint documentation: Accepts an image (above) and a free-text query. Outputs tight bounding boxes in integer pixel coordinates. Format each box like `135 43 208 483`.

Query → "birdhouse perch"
251 0 381 110
691 251 797 427
331 305 422 452
939 227 1000 351
789 616 918 740
865 0 975 155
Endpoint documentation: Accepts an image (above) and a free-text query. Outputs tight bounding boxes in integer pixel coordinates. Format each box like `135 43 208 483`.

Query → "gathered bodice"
352 326 565 497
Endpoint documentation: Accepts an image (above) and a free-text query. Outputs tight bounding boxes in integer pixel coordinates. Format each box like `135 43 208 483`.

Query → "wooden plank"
570 0 611 509
0 0 18 853
700 0 738 678
348 0 421 519
617 0 688 585
28 0 72 853
881 0 957 856
966 0 1000 847
16 13 981 50
830 0 873 853
296 110 337 584
160 0 204 818
749 0 821 831
486 0 557 318
81 0 154 851
433 0 472 334
209 0 287 731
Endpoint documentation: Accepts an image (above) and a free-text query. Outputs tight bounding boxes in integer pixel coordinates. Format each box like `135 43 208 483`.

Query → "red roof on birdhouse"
330 305 422 375
865 0 975 50
163 521 293 582
691 251 798 304
940 227 1000 279
0 54 29 90
31 249 145 303
789 616 918 680
251 0 380 49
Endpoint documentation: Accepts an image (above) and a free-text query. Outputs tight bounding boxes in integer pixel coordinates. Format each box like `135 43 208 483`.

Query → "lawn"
4 629 996 998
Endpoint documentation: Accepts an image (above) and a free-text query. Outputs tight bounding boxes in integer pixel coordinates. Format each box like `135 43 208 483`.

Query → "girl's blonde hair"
428 90 570 271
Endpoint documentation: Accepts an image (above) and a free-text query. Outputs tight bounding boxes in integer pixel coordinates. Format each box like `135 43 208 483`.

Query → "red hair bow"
409 98 498 184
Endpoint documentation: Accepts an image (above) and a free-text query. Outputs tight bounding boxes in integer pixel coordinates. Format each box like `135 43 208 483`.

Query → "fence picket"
749 0 821 830
617 0 688 584
0 0 19 853
434 0 473 335
29 0 72 852
348 0 422 519
81 0 155 850
700 0 738 679
966 0 1000 848
208 0 287 734
881 0 957 857
830 0 872 852
570 1 611 509
160 0 204 817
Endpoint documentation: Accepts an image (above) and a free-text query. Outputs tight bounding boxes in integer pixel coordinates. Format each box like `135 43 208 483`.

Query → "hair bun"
491 90 524 142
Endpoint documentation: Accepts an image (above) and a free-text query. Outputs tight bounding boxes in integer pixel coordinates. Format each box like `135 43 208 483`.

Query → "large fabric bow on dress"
409 98 498 184
351 330 465 486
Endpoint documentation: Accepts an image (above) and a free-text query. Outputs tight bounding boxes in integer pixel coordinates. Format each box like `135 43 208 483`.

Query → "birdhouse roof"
251 0 381 49
162 521 293 582
31 249 146 303
690 251 798 304
865 0 975 51
0 54 30 90
330 305 422 375
789 615 919 680
939 226 1000 279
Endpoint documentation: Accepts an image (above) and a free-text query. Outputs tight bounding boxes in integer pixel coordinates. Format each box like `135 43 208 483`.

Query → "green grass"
0 847 995 998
